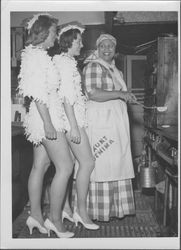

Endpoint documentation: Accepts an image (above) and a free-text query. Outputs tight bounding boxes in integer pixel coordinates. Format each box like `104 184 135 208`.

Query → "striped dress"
71 59 135 221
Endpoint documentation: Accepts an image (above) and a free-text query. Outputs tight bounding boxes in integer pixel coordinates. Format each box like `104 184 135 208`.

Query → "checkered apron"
71 179 135 221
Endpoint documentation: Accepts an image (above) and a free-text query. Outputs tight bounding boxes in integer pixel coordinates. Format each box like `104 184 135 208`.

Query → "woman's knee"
32 160 50 174
43 161 51 173
55 159 74 178
64 164 74 178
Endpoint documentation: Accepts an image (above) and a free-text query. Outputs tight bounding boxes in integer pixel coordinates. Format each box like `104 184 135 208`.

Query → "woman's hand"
70 126 81 144
44 122 57 140
35 101 57 140
120 91 137 103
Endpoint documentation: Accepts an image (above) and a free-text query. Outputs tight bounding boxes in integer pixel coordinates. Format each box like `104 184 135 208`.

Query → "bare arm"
83 62 137 103
35 101 57 140
88 88 137 103
63 99 81 144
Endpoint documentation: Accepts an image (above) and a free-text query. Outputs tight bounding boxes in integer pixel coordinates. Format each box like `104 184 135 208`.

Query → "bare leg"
63 149 75 216
66 128 95 223
63 177 73 216
43 132 73 232
28 145 50 225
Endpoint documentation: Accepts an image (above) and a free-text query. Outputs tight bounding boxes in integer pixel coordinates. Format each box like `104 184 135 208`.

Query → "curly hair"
26 15 58 46
58 29 81 53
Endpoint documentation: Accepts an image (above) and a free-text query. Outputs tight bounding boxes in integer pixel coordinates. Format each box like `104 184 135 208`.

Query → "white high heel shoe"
62 211 74 223
73 211 99 230
44 218 74 238
26 216 47 235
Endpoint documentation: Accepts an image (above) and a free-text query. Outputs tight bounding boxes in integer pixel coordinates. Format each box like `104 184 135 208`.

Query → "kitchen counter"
144 126 178 233
156 125 178 142
145 126 178 167
145 125 178 142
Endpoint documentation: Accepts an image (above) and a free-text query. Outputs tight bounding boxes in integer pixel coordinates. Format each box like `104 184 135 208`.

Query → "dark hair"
58 29 81 53
25 15 58 46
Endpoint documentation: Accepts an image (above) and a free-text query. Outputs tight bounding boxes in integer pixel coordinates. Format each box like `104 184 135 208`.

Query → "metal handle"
134 100 156 109
134 101 167 112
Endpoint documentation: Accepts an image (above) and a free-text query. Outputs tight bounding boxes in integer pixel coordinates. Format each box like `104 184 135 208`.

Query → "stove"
145 125 178 177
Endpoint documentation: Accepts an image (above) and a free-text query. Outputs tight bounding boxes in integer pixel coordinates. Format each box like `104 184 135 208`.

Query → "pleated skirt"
71 179 136 221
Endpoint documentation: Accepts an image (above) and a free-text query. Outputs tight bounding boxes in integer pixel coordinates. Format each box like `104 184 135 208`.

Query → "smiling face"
68 33 83 57
42 24 57 50
98 39 116 64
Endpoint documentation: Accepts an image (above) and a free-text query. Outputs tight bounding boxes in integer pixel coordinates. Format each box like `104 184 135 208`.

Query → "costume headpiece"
96 34 117 47
58 21 85 39
25 13 53 33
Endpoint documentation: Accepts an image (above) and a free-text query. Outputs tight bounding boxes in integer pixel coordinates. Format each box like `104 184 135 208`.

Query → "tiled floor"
13 190 161 238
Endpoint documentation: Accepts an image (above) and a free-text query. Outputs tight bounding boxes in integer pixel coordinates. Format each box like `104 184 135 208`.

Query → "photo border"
1 0 180 249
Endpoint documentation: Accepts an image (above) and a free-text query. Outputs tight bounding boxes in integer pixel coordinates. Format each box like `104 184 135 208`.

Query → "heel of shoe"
44 218 74 238
26 216 47 235
27 225 33 235
26 217 33 235
62 211 74 223
74 220 78 227
72 213 78 227
73 211 99 230
47 229 50 237
44 219 51 237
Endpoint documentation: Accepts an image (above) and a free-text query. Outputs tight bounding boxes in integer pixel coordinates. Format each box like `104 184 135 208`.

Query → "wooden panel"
157 37 178 126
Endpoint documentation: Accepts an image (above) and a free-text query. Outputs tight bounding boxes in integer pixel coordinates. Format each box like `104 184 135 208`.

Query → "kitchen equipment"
140 165 156 188
134 100 167 112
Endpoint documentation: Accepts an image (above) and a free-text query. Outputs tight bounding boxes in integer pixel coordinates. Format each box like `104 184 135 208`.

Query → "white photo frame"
1 0 180 249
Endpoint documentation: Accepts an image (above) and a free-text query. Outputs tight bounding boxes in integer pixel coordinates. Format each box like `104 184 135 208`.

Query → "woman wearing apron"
79 34 137 221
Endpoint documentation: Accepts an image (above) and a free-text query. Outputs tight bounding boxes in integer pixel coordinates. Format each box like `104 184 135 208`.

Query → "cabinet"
12 129 33 221
144 36 178 128
156 37 178 126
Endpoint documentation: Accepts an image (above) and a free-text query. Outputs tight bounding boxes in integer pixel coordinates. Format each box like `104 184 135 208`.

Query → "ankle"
76 207 87 216
49 216 61 224
29 213 44 223
63 206 73 215
76 209 91 221
50 219 66 232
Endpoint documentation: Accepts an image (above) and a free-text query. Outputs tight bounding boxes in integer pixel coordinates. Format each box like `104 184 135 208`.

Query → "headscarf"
96 34 117 47
84 33 117 63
